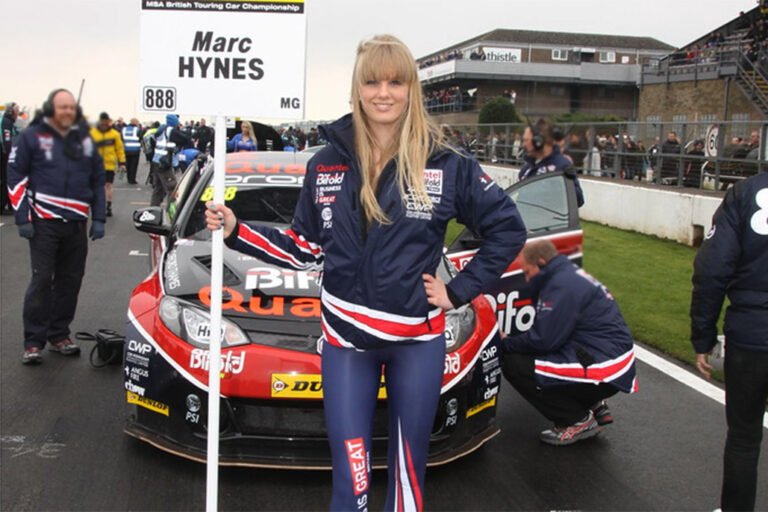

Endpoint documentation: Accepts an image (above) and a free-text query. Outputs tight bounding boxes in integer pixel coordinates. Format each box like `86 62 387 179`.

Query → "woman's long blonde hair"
241 121 254 140
351 35 448 225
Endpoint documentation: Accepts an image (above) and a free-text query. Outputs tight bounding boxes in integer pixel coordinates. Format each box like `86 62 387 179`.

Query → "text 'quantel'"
178 31 265 81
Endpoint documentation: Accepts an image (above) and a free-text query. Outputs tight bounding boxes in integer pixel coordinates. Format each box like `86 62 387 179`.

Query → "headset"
530 123 545 151
41 88 83 121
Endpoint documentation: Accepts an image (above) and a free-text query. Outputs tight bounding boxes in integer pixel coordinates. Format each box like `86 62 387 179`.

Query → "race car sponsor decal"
345 438 369 497
198 286 321 318
465 396 496 418
271 374 387 399
164 250 181 290
224 174 305 187
126 352 150 368
128 339 153 356
200 186 237 202
189 349 246 376
444 353 460 376
126 391 170 416
185 394 202 424
125 381 147 396
484 291 536 334
125 365 150 382
245 267 320 291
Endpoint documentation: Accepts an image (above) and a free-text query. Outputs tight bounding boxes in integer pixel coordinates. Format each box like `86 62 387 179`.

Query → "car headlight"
159 296 250 349
444 304 476 353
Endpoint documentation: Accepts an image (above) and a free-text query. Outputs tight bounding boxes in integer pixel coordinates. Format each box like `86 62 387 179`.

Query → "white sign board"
484 47 522 64
417 61 456 82
139 0 306 118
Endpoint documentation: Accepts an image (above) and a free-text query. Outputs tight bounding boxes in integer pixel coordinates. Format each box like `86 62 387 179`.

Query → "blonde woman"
206 35 526 511
227 120 257 152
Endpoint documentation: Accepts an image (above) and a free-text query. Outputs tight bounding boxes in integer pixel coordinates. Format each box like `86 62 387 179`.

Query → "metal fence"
441 120 767 191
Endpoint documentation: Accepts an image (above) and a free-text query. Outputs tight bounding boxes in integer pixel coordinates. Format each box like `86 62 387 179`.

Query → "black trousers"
125 152 141 184
721 344 768 511
149 163 177 207
23 220 88 349
502 351 618 427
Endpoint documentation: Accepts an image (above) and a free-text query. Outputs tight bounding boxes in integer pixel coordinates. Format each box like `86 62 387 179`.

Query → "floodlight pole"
206 114 227 512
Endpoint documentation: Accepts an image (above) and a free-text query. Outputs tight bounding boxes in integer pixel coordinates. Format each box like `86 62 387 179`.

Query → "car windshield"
183 184 302 240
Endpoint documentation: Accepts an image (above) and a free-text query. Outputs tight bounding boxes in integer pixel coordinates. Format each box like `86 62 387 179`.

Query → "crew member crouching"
501 240 637 445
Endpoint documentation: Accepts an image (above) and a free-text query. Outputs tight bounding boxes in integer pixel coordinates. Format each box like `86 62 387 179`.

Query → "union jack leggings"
321 337 445 512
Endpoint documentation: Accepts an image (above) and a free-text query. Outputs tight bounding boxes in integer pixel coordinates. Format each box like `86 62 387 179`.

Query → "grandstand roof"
420 29 675 59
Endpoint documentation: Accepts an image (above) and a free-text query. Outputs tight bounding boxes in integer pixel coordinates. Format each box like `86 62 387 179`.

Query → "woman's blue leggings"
321 337 446 512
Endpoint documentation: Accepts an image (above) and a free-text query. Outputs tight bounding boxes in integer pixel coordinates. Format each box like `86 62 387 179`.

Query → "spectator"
7 88 106 364
501 240 637 446
150 114 191 207
196 118 215 155
90 112 126 217
746 130 761 159
227 121 257 152
121 118 143 185
659 131 682 184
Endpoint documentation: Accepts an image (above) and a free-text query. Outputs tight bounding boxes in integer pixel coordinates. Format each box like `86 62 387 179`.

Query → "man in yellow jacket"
90 112 125 217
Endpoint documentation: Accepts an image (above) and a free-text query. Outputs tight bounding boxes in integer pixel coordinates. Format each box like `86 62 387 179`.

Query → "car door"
446 171 582 336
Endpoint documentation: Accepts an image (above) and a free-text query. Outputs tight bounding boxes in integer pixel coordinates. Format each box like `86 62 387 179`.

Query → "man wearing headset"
7 89 106 365
519 118 585 207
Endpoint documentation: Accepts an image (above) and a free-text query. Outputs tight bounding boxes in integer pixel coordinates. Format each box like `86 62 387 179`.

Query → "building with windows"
417 29 674 123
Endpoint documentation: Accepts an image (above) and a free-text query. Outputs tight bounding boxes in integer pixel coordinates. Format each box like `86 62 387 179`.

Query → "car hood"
162 239 321 346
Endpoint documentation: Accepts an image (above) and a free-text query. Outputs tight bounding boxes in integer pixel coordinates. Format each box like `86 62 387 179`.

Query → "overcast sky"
4 0 755 124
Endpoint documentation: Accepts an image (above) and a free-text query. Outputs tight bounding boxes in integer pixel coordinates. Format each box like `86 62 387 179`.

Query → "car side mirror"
133 207 171 236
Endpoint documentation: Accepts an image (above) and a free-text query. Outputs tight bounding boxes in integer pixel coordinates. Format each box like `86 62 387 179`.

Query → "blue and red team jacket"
691 171 768 354
503 255 637 393
7 120 106 224
225 114 527 350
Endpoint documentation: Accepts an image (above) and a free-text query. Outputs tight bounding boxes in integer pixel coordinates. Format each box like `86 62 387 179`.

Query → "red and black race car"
124 151 581 469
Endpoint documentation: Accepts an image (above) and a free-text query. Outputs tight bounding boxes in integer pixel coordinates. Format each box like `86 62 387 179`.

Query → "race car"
124 151 581 469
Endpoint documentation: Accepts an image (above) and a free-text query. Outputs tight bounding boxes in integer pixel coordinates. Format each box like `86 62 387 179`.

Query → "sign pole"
206 114 227 512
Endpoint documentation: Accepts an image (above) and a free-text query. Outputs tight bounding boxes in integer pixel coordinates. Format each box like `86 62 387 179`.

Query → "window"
550 86 566 97
671 114 688 139
731 113 750 138
551 49 568 61
599 51 616 63
508 175 570 234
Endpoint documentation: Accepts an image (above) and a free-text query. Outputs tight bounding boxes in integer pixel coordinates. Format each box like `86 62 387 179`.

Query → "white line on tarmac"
634 344 768 429
129 250 149 256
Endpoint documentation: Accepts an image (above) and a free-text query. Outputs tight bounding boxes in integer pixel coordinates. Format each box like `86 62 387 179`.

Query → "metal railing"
440 120 766 191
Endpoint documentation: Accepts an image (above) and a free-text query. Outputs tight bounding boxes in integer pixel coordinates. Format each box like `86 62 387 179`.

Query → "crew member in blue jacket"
7 88 106 365
690 171 768 512
501 240 636 446
519 119 585 207
206 35 527 512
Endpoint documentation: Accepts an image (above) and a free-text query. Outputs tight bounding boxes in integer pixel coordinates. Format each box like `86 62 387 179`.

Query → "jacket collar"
529 254 570 293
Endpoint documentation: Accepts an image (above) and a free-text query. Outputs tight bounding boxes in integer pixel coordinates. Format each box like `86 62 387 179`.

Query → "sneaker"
592 401 614 426
539 411 601 446
49 338 81 356
22 347 43 365
107 206 113 217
